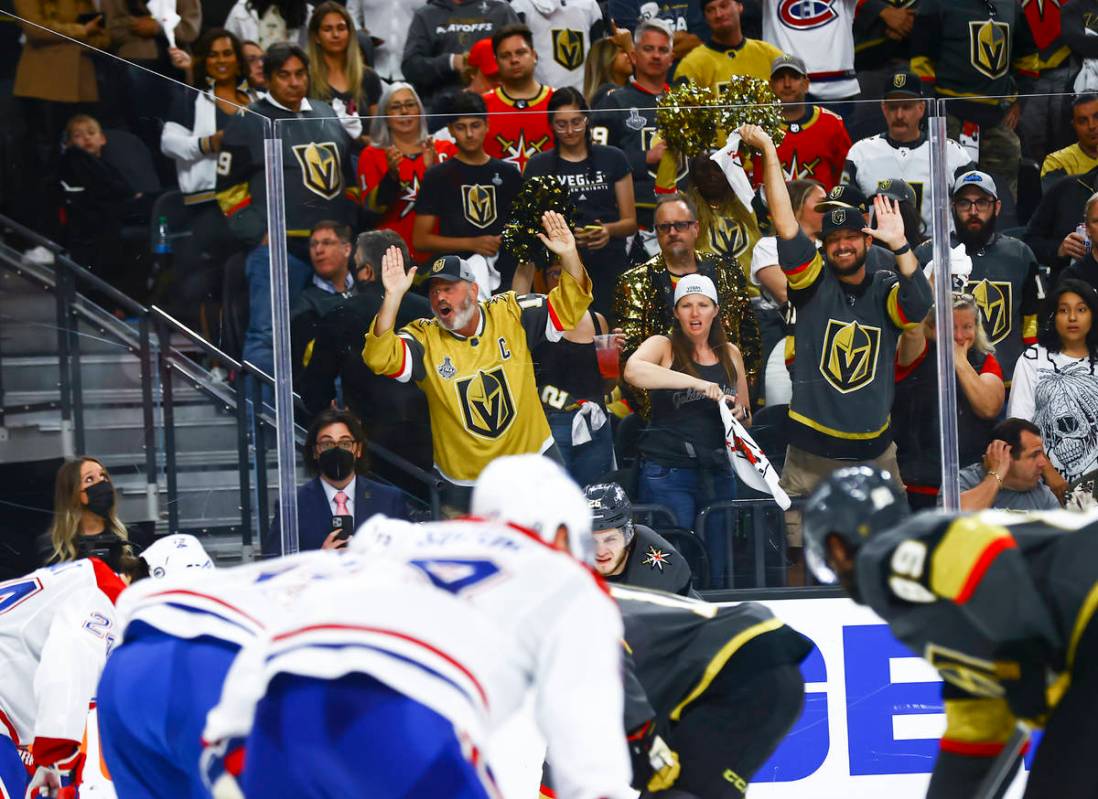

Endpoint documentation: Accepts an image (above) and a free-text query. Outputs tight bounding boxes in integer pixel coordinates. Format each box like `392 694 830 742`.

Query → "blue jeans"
243 243 312 377
639 459 737 585
548 409 615 488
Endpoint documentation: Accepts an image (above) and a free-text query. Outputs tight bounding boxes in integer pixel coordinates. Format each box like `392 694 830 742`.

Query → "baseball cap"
673 274 719 306
953 170 998 200
821 206 867 238
874 178 917 205
884 70 924 99
770 54 807 79
426 255 477 283
815 183 867 213
467 37 499 77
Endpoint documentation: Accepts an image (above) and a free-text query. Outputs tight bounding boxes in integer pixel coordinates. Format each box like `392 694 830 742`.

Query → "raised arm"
738 125 798 240
373 245 418 338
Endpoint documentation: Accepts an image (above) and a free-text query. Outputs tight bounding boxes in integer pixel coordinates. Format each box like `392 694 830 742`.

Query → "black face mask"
318 446 356 482
84 480 115 519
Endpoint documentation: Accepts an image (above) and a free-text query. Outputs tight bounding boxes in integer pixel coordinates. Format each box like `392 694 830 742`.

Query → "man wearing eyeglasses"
613 192 761 389
915 171 1040 386
266 408 408 555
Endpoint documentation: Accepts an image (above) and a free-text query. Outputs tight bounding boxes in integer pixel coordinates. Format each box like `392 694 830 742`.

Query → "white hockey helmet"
142 534 214 578
471 454 594 563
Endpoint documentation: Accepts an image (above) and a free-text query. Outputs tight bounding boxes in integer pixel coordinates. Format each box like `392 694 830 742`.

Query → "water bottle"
150 216 173 292
1078 223 1091 253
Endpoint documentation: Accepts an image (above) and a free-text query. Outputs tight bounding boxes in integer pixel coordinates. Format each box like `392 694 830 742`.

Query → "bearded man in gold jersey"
363 210 593 508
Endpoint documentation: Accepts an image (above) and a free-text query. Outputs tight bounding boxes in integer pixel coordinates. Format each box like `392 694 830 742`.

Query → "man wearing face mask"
265 409 409 556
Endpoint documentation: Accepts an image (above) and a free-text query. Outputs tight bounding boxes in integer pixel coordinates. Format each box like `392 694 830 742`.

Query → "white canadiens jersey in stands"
844 134 974 234
511 0 602 91
0 560 118 749
349 516 633 799
762 0 858 100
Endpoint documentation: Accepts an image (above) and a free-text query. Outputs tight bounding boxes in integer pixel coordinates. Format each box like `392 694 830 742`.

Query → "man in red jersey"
482 23 554 172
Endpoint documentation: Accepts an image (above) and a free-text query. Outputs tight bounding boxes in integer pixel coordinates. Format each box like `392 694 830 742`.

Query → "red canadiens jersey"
357 140 456 264
750 106 851 191
482 86 555 173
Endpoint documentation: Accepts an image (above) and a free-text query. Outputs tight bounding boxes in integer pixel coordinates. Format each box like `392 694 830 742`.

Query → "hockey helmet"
802 466 908 583
471 455 594 563
141 534 214 578
584 483 635 544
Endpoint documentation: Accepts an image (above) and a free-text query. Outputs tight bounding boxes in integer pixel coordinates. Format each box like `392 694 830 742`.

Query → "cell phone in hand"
332 514 355 541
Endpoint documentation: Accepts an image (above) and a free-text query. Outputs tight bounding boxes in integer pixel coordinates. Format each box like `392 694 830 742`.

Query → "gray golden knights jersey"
610 585 812 731
857 509 1098 745
915 232 1040 383
842 133 973 235
604 525 696 597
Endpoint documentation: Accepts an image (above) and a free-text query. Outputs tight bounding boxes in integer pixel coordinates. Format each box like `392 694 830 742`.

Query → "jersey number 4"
0 577 43 615
409 559 502 596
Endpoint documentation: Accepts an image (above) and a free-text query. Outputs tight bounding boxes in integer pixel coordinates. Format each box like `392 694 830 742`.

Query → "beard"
827 245 868 276
437 293 478 331
954 211 997 252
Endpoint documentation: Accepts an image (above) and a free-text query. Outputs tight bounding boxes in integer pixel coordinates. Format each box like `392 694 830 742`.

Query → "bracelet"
990 471 1003 487
891 243 912 257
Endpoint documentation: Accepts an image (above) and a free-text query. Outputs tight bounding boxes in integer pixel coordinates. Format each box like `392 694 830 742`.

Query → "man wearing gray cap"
762 54 851 191
915 170 1041 386
364 211 593 508
740 122 932 583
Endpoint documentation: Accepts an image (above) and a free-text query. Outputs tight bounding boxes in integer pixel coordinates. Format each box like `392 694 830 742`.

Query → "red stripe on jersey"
906 484 940 496
955 537 1017 605
142 589 266 629
386 339 409 379
0 706 21 746
546 298 564 332
89 557 126 605
270 623 490 709
784 258 814 277
224 196 251 217
940 737 1031 757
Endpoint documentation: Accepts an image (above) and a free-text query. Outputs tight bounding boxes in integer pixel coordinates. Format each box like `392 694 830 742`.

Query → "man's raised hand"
537 210 578 257
862 195 907 251
380 245 416 297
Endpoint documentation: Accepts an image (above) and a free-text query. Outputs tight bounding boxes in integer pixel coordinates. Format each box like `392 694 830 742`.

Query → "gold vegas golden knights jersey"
362 270 593 484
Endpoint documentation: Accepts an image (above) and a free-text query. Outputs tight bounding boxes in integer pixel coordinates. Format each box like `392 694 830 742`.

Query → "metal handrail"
0 215 444 558
694 497 801 590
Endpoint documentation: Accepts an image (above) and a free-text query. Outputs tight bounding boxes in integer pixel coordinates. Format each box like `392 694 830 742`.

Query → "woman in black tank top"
624 275 751 581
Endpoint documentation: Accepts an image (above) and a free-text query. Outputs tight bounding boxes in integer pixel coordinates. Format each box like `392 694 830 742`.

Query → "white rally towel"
570 400 608 446
719 402 790 510
709 131 757 212
146 0 181 48
465 253 502 300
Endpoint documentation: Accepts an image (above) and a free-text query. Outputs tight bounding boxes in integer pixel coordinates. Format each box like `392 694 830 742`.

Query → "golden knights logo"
398 174 420 219
967 278 1013 343
495 131 551 172
926 644 1008 699
551 29 585 70
820 319 882 393
969 19 1011 80
710 217 750 261
642 127 687 183
291 142 343 200
456 366 516 438
461 184 498 229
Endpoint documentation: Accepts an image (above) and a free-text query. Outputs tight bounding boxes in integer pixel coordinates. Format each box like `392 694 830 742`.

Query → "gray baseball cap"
953 170 998 200
770 54 807 78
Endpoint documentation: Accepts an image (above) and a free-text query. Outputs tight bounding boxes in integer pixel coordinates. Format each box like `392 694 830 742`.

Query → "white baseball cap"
673 274 719 306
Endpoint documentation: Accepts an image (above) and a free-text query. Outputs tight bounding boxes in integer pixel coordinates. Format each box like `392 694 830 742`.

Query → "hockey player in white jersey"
0 556 135 799
201 453 633 799
842 70 973 234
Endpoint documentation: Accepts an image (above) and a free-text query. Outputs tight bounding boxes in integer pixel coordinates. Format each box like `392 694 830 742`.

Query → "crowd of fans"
9 0 1098 587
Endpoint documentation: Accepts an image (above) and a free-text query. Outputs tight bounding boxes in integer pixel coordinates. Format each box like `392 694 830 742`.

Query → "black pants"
660 663 804 799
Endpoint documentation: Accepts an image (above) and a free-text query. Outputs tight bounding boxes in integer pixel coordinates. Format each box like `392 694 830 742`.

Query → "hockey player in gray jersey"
804 465 1098 799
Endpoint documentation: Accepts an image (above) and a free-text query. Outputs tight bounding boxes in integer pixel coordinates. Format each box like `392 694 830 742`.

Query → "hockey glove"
25 765 61 799
627 721 681 792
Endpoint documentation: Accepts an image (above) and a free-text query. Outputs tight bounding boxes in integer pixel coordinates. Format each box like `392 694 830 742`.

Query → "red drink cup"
594 334 620 379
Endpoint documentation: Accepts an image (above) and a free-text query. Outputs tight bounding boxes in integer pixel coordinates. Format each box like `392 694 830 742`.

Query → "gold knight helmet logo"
291 142 343 200
969 19 1011 80
461 184 498 229
552 29 585 70
711 217 749 260
456 366 516 438
820 319 882 393
967 278 1013 343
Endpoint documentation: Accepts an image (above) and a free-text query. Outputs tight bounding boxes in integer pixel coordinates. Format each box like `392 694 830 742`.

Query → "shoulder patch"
641 546 673 572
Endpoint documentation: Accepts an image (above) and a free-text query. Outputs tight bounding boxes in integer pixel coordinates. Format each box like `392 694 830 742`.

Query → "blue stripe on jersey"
155 602 260 635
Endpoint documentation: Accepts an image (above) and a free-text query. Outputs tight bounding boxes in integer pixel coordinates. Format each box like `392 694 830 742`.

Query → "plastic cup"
594 334 620 379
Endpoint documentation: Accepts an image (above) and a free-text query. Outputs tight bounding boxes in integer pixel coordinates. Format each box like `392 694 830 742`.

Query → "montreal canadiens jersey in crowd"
201 564 520 764
843 133 973 234
855 510 1098 736
510 0 604 91
350 515 632 799
0 558 123 756
762 0 859 100
482 86 555 173
357 141 455 265
362 271 593 484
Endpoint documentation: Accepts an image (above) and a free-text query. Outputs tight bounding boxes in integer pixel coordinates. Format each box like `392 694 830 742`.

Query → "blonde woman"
583 35 632 106
46 457 130 565
306 0 381 140
894 293 1006 509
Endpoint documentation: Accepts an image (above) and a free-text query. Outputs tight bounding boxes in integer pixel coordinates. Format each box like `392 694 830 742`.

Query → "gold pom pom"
502 176 577 266
718 76 786 147
656 81 722 159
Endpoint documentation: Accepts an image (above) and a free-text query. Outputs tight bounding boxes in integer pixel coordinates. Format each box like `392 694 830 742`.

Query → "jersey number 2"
0 577 42 615
409 559 501 595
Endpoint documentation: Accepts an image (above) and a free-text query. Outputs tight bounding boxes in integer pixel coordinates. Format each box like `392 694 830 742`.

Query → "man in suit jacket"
265 409 409 556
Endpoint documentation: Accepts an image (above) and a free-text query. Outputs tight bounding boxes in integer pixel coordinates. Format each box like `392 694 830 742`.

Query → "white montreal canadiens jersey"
510 0 602 91
348 516 633 799
0 560 117 748
763 0 858 100
844 134 974 233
